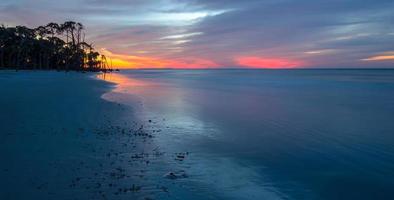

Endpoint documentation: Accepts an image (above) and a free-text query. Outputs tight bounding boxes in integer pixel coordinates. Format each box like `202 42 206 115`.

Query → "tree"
0 21 111 72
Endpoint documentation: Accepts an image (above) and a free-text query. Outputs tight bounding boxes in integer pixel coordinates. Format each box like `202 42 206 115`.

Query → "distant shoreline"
91 67 394 70
0 68 119 72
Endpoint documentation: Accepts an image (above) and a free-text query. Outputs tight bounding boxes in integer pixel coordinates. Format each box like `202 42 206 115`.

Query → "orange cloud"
100 48 219 69
361 53 394 61
236 56 304 69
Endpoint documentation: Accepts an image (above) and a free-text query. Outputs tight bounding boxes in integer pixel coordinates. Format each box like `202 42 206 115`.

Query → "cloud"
361 51 394 61
1 0 394 68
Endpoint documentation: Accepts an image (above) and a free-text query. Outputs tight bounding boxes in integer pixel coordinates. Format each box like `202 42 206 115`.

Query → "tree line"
0 21 113 72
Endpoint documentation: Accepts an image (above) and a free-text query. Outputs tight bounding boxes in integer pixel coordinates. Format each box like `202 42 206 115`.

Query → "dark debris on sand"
56 114 192 199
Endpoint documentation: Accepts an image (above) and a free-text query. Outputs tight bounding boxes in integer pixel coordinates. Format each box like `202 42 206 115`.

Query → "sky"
1 0 394 69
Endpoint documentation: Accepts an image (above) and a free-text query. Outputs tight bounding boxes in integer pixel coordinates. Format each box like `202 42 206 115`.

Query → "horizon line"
117 67 394 70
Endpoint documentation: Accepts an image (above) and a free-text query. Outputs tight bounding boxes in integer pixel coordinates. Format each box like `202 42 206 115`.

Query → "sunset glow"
3 0 392 69
236 57 303 69
101 49 219 69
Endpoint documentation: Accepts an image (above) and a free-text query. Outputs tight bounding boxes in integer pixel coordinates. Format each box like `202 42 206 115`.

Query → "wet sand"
0 71 176 199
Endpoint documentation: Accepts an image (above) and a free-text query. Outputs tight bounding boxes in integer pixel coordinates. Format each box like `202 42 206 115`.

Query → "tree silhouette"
0 21 111 72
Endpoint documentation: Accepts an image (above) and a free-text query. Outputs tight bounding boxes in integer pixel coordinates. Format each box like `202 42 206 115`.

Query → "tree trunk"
39 52 42 69
16 50 21 71
71 29 75 47
0 49 4 68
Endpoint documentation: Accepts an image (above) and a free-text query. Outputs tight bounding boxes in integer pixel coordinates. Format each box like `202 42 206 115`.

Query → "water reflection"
99 72 217 137
98 69 394 200
98 72 152 92
99 71 288 200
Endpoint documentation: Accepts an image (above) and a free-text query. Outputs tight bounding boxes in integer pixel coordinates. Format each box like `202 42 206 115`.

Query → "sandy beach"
0 71 167 199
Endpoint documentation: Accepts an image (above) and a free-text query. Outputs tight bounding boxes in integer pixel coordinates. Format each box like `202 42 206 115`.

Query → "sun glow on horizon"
100 48 219 69
101 48 308 69
236 56 304 69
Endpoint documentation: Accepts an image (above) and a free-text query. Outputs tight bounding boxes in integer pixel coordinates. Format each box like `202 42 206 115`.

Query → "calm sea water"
103 69 394 200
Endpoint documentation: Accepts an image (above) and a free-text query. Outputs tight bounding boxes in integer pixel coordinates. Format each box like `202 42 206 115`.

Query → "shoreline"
0 71 163 199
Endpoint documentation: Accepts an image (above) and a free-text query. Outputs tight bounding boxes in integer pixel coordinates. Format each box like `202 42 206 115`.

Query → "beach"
1 69 394 200
0 71 157 199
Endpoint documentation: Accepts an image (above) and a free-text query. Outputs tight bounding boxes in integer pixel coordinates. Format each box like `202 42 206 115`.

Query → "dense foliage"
0 21 111 72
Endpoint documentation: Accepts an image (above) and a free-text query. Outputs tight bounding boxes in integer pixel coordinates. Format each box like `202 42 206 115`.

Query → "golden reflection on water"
97 72 152 93
97 72 218 139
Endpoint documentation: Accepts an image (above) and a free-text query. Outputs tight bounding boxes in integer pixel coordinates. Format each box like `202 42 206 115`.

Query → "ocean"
102 69 394 199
